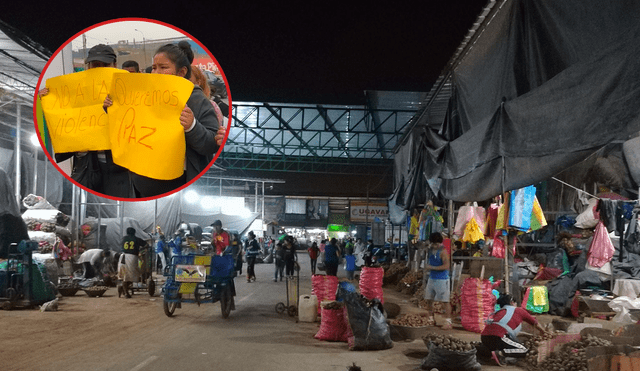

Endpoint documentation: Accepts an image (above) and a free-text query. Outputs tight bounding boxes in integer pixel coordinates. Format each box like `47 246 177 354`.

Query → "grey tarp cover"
393 0 640 205
0 168 29 258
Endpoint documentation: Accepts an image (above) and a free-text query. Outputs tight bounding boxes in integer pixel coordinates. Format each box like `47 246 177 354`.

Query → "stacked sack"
460 277 499 333
314 301 352 342
311 274 339 315
21 194 72 260
359 266 384 304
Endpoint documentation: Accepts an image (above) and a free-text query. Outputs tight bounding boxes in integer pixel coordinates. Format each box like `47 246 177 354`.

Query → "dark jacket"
184 85 220 181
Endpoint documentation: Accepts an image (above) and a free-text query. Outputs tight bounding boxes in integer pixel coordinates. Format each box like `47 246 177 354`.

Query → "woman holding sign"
105 41 226 197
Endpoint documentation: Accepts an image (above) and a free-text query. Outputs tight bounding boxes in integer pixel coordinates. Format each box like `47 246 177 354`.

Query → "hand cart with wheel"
117 244 157 298
162 253 236 318
0 241 56 310
275 262 300 318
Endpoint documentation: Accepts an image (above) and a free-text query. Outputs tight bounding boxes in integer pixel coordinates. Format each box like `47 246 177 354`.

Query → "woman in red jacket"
307 241 319 275
481 294 550 366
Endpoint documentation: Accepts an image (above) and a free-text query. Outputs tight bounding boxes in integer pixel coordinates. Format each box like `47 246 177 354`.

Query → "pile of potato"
384 263 410 285
84 285 109 292
523 333 613 371
390 313 434 327
321 301 345 310
422 333 476 352
397 270 423 295
57 282 78 290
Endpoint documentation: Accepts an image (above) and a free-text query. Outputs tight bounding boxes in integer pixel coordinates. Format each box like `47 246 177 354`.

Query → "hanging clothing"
418 206 444 241
625 209 640 255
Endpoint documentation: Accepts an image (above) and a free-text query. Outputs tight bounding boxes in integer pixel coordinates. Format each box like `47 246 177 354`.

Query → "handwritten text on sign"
41 68 122 153
108 73 193 180
41 69 194 180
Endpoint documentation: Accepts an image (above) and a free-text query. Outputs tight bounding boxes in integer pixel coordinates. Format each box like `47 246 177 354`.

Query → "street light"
134 28 147 69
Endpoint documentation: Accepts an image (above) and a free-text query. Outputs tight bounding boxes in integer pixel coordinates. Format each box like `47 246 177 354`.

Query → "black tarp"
0 169 29 258
393 0 640 205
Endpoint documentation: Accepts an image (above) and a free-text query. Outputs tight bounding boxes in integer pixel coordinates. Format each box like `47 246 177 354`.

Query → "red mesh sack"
312 274 339 315
359 266 384 304
460 277 499 333
314 302 351 342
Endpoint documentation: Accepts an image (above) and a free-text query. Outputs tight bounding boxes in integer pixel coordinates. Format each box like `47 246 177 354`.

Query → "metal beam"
264 102 319 157
317 104 351 158
231 112 285 156
365 92 387 159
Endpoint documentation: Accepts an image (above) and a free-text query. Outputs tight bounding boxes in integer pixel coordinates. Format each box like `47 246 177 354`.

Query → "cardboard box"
587 345 640 371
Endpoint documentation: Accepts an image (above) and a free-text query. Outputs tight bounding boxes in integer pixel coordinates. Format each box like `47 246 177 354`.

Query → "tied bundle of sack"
359 266 384 304
337 284 393 351
314 300 351 342
420 334 482 371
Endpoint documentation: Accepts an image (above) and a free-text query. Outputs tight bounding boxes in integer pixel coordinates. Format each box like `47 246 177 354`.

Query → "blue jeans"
274 259 285 280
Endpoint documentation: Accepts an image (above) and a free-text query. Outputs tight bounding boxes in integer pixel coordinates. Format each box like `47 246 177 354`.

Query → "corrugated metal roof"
0 19 50 103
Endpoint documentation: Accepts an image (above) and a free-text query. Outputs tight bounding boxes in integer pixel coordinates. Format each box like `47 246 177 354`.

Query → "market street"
0 253 516 371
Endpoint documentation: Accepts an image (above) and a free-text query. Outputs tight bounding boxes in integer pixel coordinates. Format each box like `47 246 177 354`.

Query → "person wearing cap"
244 231 261 282
118 227 147 298
40 44 131 198
481 293 550 366
211 220 230 256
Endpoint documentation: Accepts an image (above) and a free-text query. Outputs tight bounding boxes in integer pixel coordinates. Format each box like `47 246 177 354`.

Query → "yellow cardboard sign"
108 73 193 180
41 69 194 180
41 68 123 152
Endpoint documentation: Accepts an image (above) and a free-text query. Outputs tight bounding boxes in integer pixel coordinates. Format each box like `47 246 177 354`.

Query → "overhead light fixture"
30 134 40 147
184 190 199 203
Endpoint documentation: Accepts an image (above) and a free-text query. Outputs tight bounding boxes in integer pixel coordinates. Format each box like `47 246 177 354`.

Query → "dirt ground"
0 257 569 371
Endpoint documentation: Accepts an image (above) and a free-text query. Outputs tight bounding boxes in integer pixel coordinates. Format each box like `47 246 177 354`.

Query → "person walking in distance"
307 241 320 275
323 238 341 276
244 231 260 282
273 241 285 282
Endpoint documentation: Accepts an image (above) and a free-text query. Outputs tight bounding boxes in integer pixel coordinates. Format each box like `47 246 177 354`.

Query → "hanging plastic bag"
495 194 510 231
453 203 486 238
462 217 484 243
491 231 506 259
587 221 615 268
508 185 536 231
521 286 549 314
485 204 499 237
529 196 548 232
575 198 599 229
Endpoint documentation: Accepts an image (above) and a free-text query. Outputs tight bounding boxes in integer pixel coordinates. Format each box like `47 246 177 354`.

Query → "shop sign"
350 201 388 222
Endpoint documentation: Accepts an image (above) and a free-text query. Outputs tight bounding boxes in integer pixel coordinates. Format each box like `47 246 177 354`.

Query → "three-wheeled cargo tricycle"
162 253 236 318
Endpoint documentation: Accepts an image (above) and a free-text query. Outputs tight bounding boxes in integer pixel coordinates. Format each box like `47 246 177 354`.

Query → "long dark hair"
155 40 194 79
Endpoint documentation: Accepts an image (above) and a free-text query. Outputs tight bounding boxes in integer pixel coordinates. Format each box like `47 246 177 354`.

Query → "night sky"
2 1 488 105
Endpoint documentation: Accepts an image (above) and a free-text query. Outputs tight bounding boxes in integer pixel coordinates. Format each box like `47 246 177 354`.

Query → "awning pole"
15 103 21 205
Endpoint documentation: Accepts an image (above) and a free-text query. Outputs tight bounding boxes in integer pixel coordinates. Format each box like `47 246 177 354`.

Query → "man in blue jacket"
244 231 261 282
